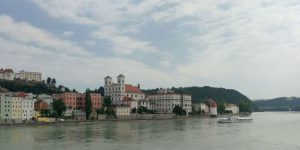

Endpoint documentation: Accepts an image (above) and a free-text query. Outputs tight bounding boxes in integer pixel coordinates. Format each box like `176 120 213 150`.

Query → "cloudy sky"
1 0 300 99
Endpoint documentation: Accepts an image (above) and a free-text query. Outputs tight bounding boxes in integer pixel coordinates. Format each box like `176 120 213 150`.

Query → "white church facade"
104 74 145 109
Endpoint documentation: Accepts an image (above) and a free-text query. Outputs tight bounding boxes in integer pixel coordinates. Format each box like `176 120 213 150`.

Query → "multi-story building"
104 74 145 108
114 106 131 116
11 96 22 120
208 99 217 116
58 92 102 111
76 93 102 111
0 68 14 80
59 92 77 110
193 103 209 114
37 94 53 110
18 92 35 120
147 89 192 114
15 70 42 82
0 94 12 120
34 100 49 118
225 104 239 114
34 100 49 111
0 68 42 82
0 92 35 120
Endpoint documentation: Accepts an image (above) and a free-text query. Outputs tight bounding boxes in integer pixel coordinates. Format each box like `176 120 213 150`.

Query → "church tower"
117 74 125 84
104 76 112 85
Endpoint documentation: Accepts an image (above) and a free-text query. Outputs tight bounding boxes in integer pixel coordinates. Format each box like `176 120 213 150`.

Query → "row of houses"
193 101 239 115
0 73 240 121
0 68 42 82
104 75 193 116
0 91 102 121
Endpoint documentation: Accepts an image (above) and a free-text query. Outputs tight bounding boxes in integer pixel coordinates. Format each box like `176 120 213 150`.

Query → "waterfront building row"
104 75 192 116
0 92 35 120
55 92 102 112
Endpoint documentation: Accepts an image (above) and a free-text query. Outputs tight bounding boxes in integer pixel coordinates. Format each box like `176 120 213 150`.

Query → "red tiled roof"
122 96 135 101
4 69 14 73
17 92 28 97
125 84 143 94
208 99 217 107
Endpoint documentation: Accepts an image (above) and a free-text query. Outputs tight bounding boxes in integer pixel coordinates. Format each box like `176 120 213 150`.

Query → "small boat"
217 116 253 123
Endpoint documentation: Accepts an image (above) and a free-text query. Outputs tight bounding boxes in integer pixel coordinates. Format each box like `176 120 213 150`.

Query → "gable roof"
17 92 28 98
4 69 14 73
125 84 143 94
122 96 136 101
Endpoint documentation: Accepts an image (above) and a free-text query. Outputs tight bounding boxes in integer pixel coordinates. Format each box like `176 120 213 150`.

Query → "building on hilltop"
0 68 15 80
104 74 145 109
15 70 42 82
0 68 42 82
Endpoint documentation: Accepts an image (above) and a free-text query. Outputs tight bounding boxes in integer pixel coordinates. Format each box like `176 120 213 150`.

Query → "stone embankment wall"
117 114 175 120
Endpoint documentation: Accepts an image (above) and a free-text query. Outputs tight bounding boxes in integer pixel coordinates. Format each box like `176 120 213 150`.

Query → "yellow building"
11 97 22 120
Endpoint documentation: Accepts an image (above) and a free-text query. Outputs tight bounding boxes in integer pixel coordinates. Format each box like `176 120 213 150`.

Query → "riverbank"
0 114 216 127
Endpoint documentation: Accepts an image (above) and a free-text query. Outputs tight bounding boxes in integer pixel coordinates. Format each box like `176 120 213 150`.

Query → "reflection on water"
1 112 300 150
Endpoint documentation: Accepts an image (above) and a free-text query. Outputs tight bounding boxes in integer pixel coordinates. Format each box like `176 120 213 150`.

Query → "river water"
0 112 300 150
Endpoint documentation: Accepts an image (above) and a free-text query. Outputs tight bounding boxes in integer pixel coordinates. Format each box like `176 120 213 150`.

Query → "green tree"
217 102 226 114
52 99 66 118
131 107 137 113
85 90 92 119
96 107 105 114
172 105 187 116
103 96 112 107
239 102 252 113
51 78 56 85
46 77 51 84
41 109 50 116
137 106 147 114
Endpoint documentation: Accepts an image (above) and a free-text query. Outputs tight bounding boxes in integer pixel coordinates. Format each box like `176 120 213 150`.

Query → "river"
1 112 300 150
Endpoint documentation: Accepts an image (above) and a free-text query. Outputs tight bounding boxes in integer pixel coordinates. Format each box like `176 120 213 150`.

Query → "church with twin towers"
104 74 145 106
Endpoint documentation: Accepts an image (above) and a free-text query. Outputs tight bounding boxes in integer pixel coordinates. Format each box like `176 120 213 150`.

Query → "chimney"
137 83 140 89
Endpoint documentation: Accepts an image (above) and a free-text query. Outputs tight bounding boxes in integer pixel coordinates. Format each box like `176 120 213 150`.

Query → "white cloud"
62 31 74 37
84 40 96 46
91 29 158 55
160 60 172 67
174 0 300 99
10 0 300 98
31 0 163 55
0 15 173 91
0 15 90 56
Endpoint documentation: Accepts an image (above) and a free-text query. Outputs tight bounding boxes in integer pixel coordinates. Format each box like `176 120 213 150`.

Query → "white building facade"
146 89 192 114
21 98 35 120
15 70 42 82
0 95 12 120
104 74 145 109
0 93 35 120
0 68 14 80
225 104 239 114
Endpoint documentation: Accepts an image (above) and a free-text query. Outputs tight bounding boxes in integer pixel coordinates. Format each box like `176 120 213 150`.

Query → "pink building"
59 92 77 110
59 92 102 111
78 93 102 111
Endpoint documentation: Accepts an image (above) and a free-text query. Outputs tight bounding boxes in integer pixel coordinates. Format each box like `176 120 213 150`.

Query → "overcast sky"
0 0 300 99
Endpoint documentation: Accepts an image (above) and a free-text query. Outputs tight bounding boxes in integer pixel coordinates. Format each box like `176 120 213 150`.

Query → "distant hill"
0 79 62 94
253 97 300 111
143 86 254 106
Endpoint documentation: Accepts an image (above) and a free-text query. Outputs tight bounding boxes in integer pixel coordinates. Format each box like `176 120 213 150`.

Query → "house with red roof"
0 68 15 80
104 74 145 110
